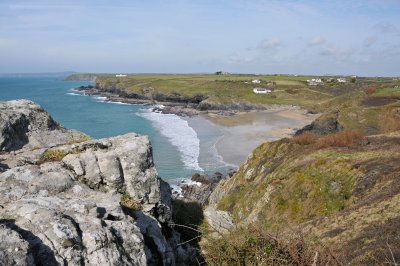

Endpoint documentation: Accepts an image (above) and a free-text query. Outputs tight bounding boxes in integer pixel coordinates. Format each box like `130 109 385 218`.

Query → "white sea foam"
106 101 132 105
138 108 203 172
66 92 83 96
94 96 107 102
67 88 86 96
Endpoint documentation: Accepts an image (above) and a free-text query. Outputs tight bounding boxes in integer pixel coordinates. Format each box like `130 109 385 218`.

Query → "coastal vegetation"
38 149 70 163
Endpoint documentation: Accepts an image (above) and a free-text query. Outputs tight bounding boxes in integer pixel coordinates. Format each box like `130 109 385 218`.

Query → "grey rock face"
295 111 343 136
0 100 87 151
0 100 185 265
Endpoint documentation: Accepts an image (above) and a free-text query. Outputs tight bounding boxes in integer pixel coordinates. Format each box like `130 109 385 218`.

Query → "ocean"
0 75 230 183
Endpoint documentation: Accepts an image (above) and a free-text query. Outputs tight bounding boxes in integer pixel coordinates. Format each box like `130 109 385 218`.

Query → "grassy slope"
207 131 400 263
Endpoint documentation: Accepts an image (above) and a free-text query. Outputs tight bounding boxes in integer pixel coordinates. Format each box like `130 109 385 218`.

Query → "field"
95 74 331 107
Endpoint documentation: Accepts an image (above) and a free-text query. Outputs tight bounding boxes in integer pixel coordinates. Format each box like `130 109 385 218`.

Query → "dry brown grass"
292 130 363 149
366 85 378 95
315 129 363 149
66 136 91 145
291 132 318 145
379 107 400 133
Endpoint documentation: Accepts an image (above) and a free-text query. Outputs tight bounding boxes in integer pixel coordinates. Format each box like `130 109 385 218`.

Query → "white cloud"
257 38 282 50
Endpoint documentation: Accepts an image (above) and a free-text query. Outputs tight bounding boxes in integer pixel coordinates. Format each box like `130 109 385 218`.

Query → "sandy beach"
203 109 318 166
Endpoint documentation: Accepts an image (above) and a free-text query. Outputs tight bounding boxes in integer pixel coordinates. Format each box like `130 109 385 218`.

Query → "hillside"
202 126 400 263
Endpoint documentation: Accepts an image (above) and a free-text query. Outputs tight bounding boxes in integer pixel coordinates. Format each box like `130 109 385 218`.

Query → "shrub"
291 130 363 149
39 149 69 163
202 226 340 265
379 107 400 133
366 86 378 95
291 132 318 145
120 192 142 211
315 129 363 149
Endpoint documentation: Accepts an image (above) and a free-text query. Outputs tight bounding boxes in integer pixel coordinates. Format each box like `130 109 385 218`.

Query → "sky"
0 0 399 76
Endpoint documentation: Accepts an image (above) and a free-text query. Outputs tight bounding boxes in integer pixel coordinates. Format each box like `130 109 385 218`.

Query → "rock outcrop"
0 100 87 151
176 172 235 206
295 110 343 135
0 100 188 265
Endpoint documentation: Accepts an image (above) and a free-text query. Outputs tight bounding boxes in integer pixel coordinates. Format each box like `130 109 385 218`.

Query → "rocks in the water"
0 100 87 151
176 171 234 206
0 99 189 265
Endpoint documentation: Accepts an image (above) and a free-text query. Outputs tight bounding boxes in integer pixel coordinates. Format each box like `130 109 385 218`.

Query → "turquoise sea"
0 75 229 183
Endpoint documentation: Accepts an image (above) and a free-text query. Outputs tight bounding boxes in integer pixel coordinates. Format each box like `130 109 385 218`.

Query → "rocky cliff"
0 100 189 265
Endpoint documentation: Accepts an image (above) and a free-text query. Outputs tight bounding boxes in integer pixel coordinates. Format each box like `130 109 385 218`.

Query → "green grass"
96 74 332 107
215 138 366 229
39 149 70 163
373 87 400 97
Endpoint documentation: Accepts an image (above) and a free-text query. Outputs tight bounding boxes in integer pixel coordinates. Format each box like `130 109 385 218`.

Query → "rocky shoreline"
75 85 302 117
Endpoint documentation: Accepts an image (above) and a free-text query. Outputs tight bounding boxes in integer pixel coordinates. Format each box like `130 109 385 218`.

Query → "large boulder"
0 100 87 151
0 100 187 265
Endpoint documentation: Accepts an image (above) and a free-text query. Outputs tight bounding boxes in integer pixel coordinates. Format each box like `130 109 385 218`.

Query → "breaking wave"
138 108 203 172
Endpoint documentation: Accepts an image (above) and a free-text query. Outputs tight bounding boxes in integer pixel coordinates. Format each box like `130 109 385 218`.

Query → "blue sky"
0 0 399 76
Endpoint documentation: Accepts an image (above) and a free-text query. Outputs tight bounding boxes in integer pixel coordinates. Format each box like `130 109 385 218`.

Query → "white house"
337 78 347 83
116 74 127 77
252 79 261 84
307 78 323 86
253 88 271 94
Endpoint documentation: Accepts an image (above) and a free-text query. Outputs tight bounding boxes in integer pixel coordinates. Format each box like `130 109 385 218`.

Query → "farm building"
253 88 271 94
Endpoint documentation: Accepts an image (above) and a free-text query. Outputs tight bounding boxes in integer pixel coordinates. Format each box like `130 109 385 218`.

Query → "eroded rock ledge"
0 100 190 265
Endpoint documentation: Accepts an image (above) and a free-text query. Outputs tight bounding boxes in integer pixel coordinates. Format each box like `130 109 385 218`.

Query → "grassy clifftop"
95 74 329 107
